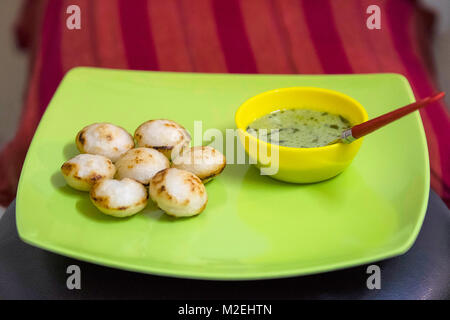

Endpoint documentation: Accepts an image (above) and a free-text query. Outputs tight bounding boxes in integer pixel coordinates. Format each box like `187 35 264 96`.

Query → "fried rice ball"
115 147 170 185
171 146 226 183
134 119 191 159
61 154 116 191
150 168 207 217
90 178 148 217
76 123 134 162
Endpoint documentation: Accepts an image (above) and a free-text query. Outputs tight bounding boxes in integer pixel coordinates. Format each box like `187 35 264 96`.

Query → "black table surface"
0 191 448 300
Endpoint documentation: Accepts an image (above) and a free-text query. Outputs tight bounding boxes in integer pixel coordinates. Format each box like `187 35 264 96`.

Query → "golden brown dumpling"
150 168 207 217
76 123 134 162
134 119 190 160
115 147 170 185
61 154 116 191
171 146 226 183
90 178 148 217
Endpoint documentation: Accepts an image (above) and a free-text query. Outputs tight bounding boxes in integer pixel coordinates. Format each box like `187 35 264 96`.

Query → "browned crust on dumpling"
151 167 169 185
75 130 86 152
183 174 205 194
61 162 77 175
153 145 174 151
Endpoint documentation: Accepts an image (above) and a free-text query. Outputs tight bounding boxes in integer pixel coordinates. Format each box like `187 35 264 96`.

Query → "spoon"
329 92 445 145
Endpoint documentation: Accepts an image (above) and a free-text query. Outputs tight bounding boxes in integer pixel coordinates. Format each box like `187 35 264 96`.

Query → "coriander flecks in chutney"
247 109 351 148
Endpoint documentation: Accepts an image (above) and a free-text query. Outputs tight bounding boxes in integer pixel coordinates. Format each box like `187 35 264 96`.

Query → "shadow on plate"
50 171 85 198
51 170 123 223
143 201 199 223
75 197 127 223
63 142 78 160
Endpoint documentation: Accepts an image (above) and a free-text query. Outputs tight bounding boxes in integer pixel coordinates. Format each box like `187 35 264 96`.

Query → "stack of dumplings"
61 120 226 218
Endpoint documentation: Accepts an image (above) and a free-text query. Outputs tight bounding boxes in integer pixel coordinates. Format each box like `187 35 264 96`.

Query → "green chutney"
246 109 351 148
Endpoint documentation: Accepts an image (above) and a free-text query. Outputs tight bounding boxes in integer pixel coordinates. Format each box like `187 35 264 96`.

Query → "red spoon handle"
351 92 445 139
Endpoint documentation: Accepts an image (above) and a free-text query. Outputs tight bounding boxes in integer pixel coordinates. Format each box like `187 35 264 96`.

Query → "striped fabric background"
0 0 448 207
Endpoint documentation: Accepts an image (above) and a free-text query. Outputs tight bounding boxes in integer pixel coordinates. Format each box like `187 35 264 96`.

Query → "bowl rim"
235 86 369 152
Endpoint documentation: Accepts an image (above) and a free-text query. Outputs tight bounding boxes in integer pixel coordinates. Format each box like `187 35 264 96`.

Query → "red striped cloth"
1 0 449 207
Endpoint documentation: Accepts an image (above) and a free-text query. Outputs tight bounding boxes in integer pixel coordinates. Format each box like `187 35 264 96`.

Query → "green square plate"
16 68 429 280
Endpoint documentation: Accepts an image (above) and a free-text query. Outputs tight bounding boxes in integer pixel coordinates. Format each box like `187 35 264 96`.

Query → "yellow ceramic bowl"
235 87 368 183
